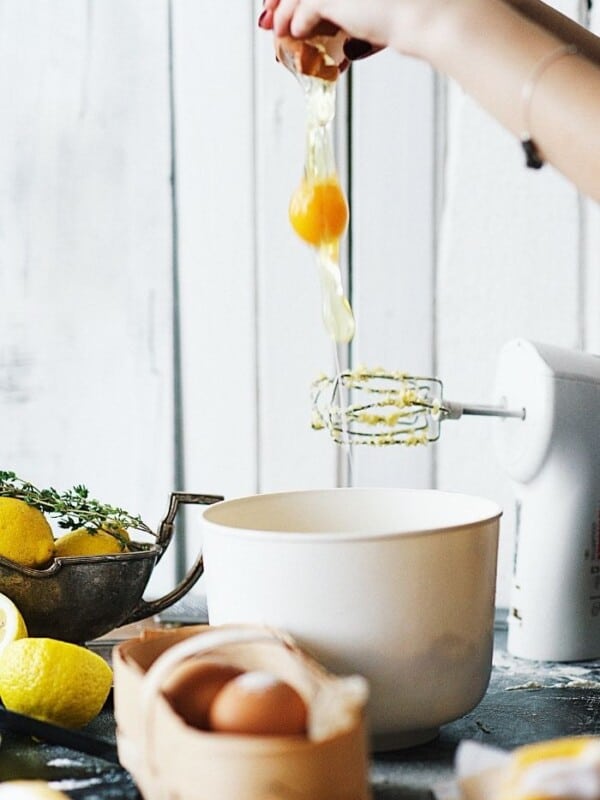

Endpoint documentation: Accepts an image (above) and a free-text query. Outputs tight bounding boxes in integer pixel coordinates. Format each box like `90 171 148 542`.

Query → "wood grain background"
0 0 596 604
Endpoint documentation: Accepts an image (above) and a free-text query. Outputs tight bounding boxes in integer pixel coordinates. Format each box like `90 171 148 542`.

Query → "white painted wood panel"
172 0 257 502
0 0 176 595
171 1 259 581
585 205 600 350
350 53 437 489
436 0 582 606
584 2 600 352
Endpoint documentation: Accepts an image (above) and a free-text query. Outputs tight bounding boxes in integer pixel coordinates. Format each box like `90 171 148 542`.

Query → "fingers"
287 1 330 38
258 9 274 29
260 0 280 30
262 0 342 39
270 0 335 38
260 0 346 51
272 0 300 36
260 2 383 69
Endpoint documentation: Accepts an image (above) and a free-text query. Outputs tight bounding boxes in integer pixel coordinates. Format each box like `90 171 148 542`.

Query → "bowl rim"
0 545 161 577
202 487 502 543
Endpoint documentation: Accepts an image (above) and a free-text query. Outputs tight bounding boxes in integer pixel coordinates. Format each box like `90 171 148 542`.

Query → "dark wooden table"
2 606 599 799
371 625 600 798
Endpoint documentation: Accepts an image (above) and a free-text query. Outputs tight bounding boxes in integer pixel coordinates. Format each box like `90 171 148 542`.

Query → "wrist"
386 0 473 64
408 0 495 70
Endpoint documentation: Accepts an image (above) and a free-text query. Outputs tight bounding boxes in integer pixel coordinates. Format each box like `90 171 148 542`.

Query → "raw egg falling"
288 76 355 344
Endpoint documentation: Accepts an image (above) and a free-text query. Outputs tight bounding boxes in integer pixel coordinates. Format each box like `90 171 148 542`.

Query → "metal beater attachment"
311 367 525 446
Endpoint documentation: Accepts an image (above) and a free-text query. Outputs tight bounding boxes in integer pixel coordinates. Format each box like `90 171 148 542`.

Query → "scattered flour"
505 681 545 691
494 649 600 691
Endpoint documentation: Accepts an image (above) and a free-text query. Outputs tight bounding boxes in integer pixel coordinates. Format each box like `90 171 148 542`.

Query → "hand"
260 0 432 59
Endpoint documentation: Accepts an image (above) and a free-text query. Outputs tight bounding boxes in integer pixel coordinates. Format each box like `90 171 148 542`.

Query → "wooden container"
113 624 372 800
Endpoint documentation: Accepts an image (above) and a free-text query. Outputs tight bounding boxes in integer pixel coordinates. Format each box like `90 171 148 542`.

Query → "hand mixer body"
494 338 600 661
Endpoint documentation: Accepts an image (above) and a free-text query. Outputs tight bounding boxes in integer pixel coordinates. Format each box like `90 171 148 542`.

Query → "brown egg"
208 671 307 736
162 661 243 729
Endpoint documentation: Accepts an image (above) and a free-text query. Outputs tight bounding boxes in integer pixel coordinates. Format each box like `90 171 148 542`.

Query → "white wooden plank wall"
1 1 597 606
0 0 176 596
586 1 600 353
170 1 258 577
172 1 258 502
350 53 437 490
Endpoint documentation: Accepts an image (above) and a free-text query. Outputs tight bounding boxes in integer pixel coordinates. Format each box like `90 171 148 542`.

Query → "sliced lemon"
0 592 28 655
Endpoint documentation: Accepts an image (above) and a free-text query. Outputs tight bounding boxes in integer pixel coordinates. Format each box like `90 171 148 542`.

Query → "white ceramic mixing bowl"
201 488 501 749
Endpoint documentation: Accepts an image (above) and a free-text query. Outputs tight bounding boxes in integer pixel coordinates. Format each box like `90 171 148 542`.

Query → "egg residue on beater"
311 365 435 447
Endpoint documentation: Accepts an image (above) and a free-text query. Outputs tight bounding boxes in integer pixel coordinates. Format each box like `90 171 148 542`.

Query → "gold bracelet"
520 43 578 169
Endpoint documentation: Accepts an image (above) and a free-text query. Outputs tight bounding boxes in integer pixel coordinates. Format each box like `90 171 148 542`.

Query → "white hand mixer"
313 338 600 662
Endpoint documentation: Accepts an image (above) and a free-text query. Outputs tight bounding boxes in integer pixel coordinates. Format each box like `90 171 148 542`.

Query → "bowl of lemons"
0 472 222 643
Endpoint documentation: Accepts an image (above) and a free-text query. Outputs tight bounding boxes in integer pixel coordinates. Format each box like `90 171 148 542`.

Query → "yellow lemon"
0 592 28 655
100 519 130 543
0 782 69 800
498 736 600 800
0 637 113 728
54 526 128 558
0 498 54 568
512 735 592 767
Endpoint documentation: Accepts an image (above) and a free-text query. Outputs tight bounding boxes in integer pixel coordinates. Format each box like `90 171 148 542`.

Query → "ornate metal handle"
124 491 223 625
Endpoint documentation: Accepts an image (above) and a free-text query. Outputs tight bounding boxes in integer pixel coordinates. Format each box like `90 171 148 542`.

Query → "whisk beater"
311 367 525 446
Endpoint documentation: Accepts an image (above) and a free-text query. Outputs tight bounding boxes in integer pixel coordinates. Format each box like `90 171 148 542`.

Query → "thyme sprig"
0 471 155 542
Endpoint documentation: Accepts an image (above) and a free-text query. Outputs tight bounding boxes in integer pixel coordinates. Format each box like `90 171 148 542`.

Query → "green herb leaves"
0 472 154 537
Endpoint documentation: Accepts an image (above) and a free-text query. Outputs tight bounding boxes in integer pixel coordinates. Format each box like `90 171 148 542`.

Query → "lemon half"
0 592 27 656
0 782 69 800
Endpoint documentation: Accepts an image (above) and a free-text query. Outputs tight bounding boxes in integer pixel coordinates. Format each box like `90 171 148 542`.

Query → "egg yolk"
289 176 348 246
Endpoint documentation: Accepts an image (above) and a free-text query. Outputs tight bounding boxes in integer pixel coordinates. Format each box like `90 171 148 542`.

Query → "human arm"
505 0 600 65
263 0 600 201
427 0 600 197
